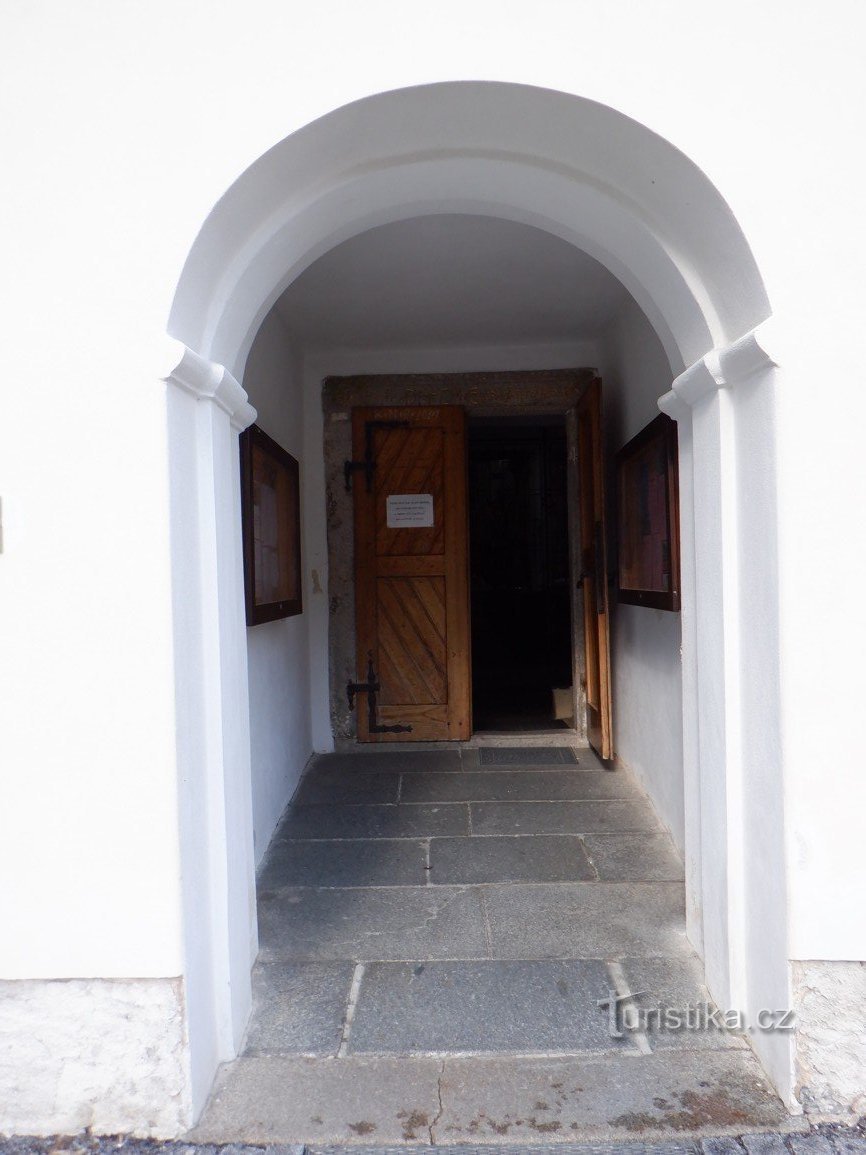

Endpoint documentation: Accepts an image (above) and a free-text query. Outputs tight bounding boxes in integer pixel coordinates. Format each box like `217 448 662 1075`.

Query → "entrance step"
243 955 749 1062
189 1051 805 1146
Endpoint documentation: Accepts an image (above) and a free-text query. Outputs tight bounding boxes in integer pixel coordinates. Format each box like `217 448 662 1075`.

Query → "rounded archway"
169 81 769 379
164 81 791 1116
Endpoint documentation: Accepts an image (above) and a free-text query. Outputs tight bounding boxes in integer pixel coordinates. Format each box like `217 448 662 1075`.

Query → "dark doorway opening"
469 417 573 731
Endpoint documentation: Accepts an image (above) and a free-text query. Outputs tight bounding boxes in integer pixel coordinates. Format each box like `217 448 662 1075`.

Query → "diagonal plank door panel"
353 406 470 741
375 427 446 557
377 577 447 705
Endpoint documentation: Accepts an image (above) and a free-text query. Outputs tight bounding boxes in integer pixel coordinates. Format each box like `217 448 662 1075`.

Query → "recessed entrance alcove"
164 82 791 1131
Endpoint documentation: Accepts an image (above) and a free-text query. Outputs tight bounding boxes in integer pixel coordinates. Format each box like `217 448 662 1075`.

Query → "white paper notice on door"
386 493 434 528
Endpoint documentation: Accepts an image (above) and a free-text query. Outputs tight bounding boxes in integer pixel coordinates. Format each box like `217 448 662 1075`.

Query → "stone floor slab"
616 957 746 1051
257 886 488 961
188 1055 444 1144
278 803 469 841
470 800 659 836
244 962 354 1055
347 959 625 1055
189 1047 798 1143
484 882 690 958
258 839 428 889
584 833 685 882
401 770 639 804
315 750 462 774
296 771 401 805
430 835 596 884
434 1050 801 1142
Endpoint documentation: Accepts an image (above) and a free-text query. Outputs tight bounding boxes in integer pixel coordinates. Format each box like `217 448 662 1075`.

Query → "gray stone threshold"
186 1052 807 1147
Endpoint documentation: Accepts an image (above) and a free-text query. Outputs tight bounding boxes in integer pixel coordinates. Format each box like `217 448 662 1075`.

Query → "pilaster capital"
658 319 781 421
161 338 257 432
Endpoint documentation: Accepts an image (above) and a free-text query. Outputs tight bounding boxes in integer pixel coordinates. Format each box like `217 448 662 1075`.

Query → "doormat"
478 746 578 765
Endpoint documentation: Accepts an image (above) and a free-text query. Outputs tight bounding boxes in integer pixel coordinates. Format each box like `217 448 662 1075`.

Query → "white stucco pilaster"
659 322 794 1104
657 387 702 956
160 340 257 1116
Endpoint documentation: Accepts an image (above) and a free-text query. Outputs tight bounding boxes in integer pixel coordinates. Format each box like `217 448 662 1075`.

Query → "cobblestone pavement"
0 1121 864 1155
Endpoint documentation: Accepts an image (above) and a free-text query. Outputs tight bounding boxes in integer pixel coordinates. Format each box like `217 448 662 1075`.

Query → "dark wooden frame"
616 414 680 611
240 424 302 625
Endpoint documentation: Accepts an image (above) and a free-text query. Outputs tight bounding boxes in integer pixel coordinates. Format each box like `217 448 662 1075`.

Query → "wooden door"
577 380 613 759
351 406 471 741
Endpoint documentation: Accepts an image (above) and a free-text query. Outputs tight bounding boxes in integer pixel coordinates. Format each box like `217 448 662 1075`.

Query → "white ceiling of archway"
275 214 630 350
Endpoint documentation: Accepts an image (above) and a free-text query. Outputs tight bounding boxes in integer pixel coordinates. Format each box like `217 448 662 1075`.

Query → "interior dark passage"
469 417 573 731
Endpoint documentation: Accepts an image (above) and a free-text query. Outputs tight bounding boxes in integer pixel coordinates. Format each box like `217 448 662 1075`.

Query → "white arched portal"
170 83 769 376
162 82 791 1116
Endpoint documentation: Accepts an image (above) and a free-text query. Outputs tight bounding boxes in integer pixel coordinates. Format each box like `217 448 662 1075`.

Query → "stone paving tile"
430 834 596 884
313 749 462 774
188 1050 802 1145
277 802 469 841
258 839 428 889
401 769 640 803
485 882 690 958
584 832 685 882
434 1050 801 1143
243 961 354 1055
470 800 659 836
617 956 747 1051
347 958 625 1055
295 770 400 805
187 1055 444 1144
257 885 488 961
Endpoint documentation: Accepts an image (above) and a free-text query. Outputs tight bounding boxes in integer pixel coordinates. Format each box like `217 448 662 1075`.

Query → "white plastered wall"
242 312 313 864
660 330 792 1100
3 4 865 1130
600 298 685 853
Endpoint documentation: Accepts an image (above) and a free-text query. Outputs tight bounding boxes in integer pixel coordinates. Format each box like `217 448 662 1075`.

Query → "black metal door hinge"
344 419 410 493
346 652 413 734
